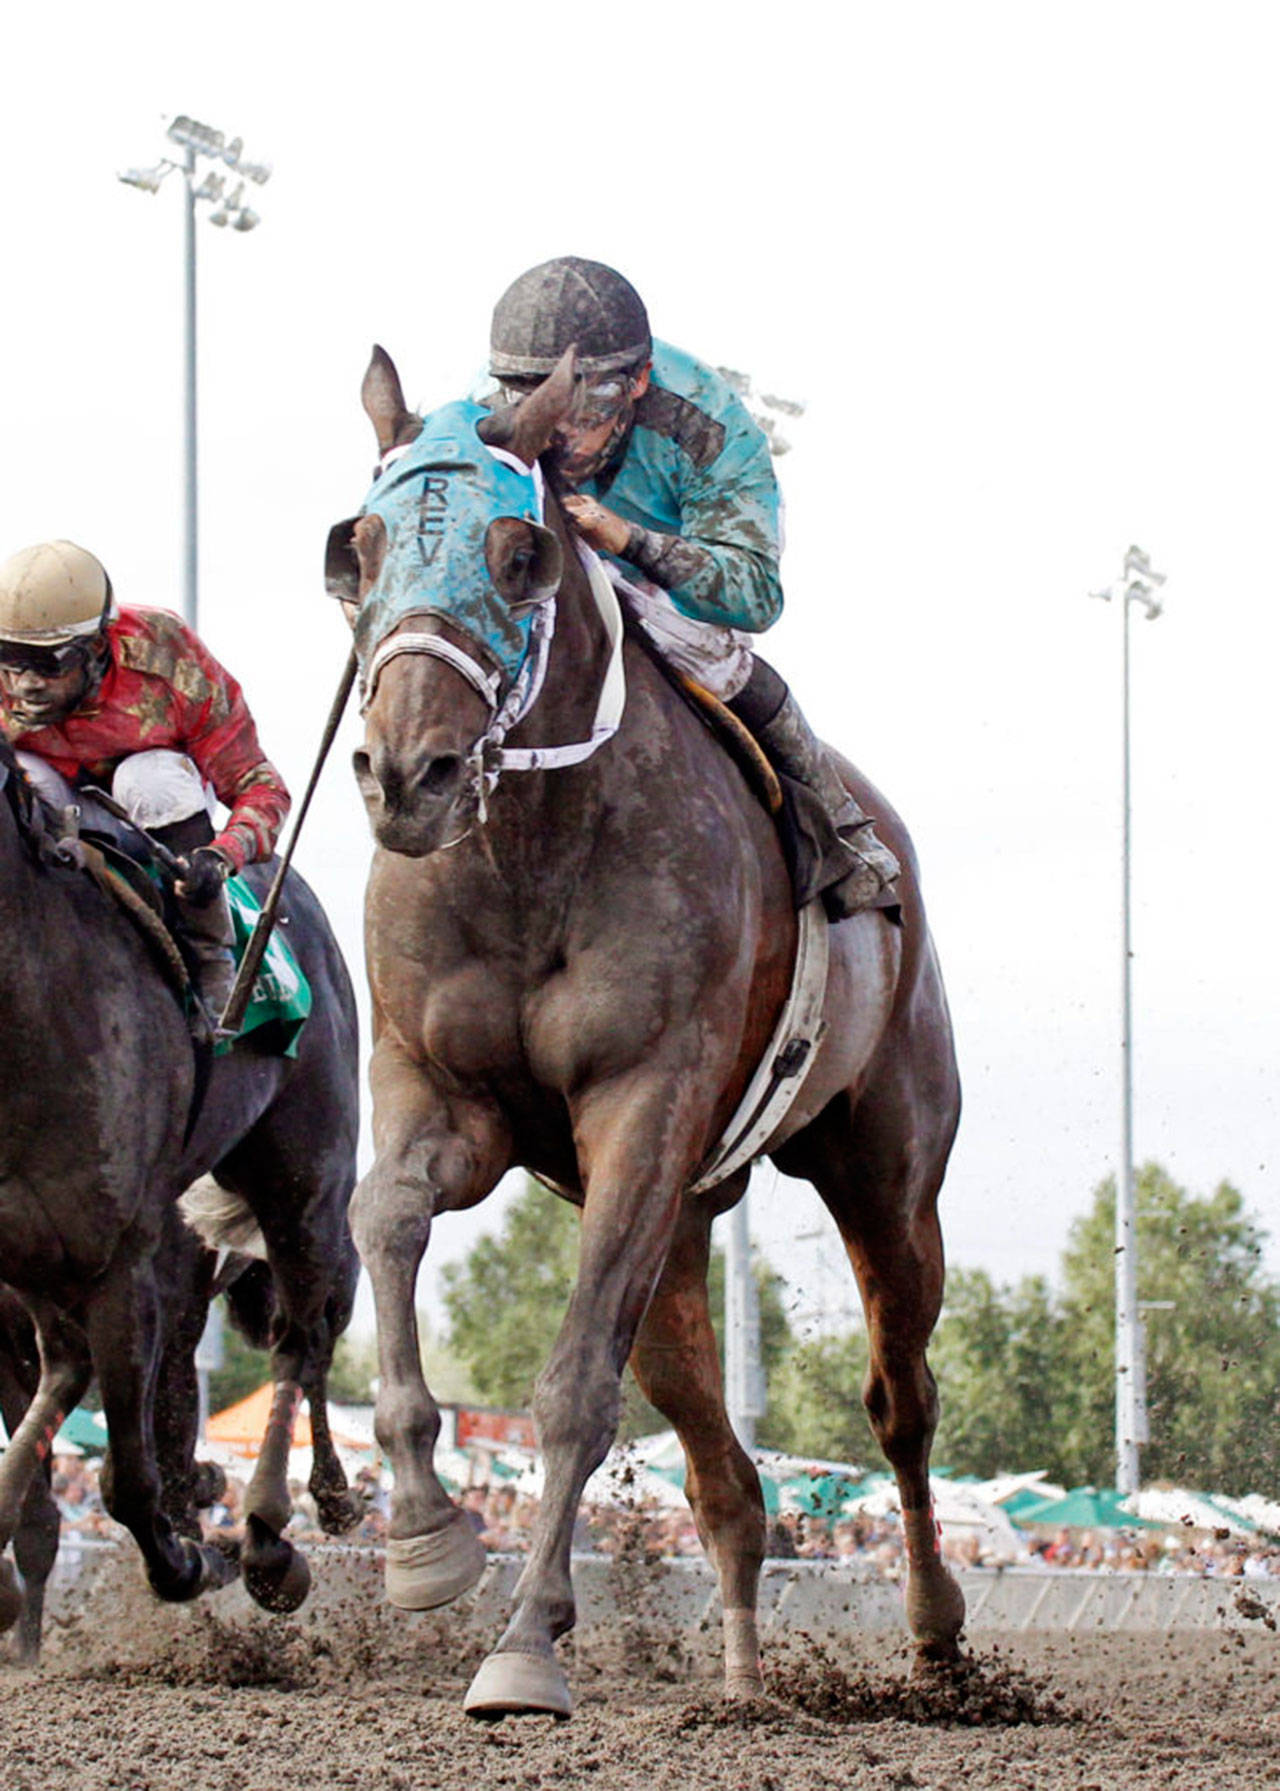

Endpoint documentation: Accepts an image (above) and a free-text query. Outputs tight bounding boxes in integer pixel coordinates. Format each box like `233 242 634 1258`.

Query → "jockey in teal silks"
488 256 899 919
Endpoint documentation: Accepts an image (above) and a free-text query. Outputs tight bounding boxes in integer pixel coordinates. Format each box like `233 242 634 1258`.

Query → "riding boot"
151 813 238 1021
728 659 900 919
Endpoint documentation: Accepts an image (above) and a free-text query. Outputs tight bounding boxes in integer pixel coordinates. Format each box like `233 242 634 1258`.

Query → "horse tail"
177 1174 268 1262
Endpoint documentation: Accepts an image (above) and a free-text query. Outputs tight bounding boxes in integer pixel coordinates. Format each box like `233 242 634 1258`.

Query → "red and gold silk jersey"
0 606 289 872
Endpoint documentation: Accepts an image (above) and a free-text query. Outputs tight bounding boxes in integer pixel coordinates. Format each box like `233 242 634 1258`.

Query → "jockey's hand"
176 846 230 907
561 495 631 557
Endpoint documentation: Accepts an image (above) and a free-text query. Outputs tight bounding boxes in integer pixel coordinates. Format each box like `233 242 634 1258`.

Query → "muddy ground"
3 1552 1279 1790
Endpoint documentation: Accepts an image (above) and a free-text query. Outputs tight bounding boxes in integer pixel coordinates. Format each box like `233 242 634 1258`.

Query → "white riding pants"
608 570 754 701
17 748 212 832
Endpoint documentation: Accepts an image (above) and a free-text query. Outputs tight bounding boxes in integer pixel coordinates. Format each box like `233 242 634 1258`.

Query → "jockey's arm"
566 411 784 634
175 631 290 873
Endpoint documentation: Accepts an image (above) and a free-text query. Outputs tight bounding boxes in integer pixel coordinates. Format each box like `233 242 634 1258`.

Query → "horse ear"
477 345 577 468
484 517 563 613
325 513 387 627
361 345 421 456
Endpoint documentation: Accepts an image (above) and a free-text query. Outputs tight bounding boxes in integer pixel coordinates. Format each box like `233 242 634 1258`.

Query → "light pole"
724 1185 767 1451
119 116 271 631
1090 545 1166 1496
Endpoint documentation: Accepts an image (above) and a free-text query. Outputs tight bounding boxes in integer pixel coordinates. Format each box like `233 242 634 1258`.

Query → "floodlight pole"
118 116 270 633
181 143 199 629
724 1187 766 1451
1091 547 1165 1497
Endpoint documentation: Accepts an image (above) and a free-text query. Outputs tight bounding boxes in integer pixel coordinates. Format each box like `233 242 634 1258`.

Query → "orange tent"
205 1382 315 1455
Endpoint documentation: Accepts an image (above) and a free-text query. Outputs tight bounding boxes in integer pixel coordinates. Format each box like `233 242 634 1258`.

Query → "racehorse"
339 346 964 1718
0 734 360 1636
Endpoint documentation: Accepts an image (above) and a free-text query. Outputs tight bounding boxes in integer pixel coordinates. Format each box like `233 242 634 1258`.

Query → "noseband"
364 540 627 827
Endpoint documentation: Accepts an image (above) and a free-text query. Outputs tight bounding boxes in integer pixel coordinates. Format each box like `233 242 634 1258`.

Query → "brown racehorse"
341 346 964 1718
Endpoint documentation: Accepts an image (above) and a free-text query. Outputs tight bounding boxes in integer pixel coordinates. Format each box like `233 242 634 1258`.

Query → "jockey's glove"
177 845 231 907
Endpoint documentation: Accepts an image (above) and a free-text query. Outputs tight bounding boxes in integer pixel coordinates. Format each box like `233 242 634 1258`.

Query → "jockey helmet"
490 257 651 380
0 541 114 647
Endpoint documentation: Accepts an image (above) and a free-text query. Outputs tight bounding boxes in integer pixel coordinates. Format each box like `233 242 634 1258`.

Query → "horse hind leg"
777 1107 965 1664
84 1263 238 1608
11 1471 61 1665
628 1178 767 1700
301 1244 365 1536
0 1301 90 1642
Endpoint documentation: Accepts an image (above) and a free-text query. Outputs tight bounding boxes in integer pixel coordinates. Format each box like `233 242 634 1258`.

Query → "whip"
218 648 357 1037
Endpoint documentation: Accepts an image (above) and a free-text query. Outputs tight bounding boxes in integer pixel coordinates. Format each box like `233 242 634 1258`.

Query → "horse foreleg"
351 1045 507 1611
464 1072 701 1719
83 1260 237 1607
628 1177 767 1700
0 1300 88 1638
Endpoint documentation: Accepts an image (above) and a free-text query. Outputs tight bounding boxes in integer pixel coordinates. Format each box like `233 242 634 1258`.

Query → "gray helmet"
490 257 651 380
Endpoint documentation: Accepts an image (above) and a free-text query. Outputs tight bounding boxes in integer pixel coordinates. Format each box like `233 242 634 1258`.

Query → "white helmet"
0 540 114 644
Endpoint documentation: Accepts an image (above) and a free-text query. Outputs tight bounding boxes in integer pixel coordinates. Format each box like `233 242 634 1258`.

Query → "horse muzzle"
353 739 478 857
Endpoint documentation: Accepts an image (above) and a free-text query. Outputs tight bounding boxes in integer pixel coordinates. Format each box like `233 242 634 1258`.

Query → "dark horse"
1 1207 360 1663
341 348 963 1718
0 735 360 1637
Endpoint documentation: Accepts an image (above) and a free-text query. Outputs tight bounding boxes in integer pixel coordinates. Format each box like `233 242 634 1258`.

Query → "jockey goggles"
0 636 96 678
498 372 636 430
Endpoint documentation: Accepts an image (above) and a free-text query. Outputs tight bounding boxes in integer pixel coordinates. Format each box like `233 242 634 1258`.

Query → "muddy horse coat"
342 347 964 1717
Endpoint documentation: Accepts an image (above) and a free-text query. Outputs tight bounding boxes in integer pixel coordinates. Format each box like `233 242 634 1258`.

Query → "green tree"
929 1268 1075 1480
206 1310 268 1412
440 1179 580 1413
1055 1164 1280 1493
760 1328 877 1463
441 1177 795 1438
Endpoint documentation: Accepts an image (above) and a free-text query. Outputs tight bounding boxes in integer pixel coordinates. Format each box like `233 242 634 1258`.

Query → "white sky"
4 5 1278 1341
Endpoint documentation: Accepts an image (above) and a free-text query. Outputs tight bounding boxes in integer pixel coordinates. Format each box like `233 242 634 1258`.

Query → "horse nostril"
422 753 464 797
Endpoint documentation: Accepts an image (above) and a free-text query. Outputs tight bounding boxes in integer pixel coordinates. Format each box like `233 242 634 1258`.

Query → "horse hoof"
192 1461 228 1509
316 1488 364 1536
198 1542 242 1596
724 1669 766 1701
464 1650 572 1719
0 1562 22 1634
905 1562 966 1652
385 1512 486 1611
244 1535 312 1614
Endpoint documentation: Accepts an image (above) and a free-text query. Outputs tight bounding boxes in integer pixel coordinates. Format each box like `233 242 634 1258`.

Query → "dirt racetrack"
3 1553 1280 1791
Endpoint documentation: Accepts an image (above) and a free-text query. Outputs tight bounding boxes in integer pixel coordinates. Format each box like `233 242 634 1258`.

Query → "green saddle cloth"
216 874 312 1058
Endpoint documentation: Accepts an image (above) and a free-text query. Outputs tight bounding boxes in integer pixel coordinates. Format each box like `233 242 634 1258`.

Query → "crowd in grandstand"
45 1456 1280 1579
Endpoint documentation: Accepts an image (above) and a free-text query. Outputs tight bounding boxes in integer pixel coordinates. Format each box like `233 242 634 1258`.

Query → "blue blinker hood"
354 399 544 690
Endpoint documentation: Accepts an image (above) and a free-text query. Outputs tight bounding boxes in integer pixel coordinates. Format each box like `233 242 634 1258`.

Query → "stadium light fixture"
1090 546 1167 1498
117 114 269 632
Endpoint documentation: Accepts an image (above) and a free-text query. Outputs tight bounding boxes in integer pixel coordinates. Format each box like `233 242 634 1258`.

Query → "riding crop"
218 648 358 1037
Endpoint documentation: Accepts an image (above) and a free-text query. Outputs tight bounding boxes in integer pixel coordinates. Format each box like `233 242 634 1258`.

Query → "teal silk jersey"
584 340 784 634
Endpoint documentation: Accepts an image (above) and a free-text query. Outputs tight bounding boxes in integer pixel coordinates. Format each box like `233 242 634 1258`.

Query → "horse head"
334 346 576 856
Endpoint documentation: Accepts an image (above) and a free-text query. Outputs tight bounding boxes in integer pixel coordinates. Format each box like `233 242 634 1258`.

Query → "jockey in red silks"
0 539 290 1012
487 256 898 919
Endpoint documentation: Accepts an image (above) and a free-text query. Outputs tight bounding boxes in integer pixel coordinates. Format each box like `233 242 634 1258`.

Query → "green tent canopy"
1016 1485 1162 1529
54 1408 108 1454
